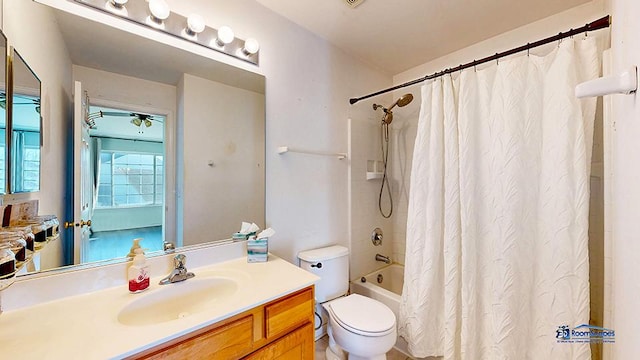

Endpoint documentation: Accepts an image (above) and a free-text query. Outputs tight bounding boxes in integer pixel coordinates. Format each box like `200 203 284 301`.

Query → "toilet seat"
326 294 396 337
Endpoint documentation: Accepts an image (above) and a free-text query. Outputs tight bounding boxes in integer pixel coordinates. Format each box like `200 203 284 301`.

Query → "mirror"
5 1 265 274
9 49 41 193
0 32 6 194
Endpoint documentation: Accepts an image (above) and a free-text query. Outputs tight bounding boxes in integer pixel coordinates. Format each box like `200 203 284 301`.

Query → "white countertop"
0 255 319 359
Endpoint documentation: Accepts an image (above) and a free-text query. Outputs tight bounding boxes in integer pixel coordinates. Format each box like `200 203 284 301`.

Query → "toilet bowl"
323 294 397 360
297 246 397 359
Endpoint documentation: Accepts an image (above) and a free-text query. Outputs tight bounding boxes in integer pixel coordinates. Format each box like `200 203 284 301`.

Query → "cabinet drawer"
141 315 254 360
244 323 314 360
264 287 314 339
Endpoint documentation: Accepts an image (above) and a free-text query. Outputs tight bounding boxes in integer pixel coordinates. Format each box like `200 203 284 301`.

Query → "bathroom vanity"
0 242 319 359
131 287 314 359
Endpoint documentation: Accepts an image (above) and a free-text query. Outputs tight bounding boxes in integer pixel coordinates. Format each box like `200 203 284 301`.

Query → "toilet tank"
298 245 349 303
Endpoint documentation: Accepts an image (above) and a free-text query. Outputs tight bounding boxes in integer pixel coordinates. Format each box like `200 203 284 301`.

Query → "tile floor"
315 335 411 360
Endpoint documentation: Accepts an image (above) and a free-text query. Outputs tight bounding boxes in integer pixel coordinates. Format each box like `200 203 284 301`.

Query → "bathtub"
351 264 436 359
350 264 404 318
351 265 409 355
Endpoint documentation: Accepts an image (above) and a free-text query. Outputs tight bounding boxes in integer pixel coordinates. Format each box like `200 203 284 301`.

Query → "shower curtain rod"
349 15 611 105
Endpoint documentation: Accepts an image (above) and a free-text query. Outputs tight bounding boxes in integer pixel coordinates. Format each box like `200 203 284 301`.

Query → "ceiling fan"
100 111 158 128
0 92 41 113
86 110 160 131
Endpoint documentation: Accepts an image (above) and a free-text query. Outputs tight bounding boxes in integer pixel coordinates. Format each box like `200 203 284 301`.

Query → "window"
21 140 40 191
12 130 39 193
97 152 163 207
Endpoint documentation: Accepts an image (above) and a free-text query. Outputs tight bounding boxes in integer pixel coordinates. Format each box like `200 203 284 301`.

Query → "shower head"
389 93 414 110
373 93 414 124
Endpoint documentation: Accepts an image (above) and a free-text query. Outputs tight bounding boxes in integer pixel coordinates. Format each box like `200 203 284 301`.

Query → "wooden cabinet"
244 323 314 360
264 286 314 339
129 286 314 360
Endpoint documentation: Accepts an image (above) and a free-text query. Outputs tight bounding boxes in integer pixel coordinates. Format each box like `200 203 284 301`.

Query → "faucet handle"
174 254 187 269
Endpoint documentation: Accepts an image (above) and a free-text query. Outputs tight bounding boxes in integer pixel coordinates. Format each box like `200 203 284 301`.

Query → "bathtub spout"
375 254 391 264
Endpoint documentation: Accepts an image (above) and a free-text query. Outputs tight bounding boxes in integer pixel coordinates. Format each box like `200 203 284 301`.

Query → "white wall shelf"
277 146 347 160
366 171 383 180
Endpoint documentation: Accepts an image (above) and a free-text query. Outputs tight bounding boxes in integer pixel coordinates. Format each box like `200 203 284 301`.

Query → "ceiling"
89 106 165 142
256 0 592 75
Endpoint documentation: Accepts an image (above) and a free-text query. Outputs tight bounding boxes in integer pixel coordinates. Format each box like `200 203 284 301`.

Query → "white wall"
72 65 176 114
2 0 73 269
383 0 608 265
609 0 640 357
348 118 395 279
178 73 265 246
161 0 390 263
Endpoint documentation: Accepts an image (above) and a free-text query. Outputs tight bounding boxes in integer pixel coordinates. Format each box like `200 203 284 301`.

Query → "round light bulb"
148 0 170 21
243 38 260 55
216 26 235 46
110 0 128 8
186 14 206 35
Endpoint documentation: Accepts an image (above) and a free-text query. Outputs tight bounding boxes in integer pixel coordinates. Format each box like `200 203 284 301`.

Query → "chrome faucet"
375 254 391 264
159 254 195 285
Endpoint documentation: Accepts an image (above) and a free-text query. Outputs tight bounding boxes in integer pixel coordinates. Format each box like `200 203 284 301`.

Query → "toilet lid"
327 294 396 336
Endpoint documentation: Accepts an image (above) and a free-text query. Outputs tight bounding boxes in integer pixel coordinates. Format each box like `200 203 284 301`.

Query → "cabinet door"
264 287 314 340
141 315 254 360
244 323 314 360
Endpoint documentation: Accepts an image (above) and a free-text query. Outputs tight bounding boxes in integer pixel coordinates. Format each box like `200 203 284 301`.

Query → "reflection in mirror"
0 32 6 194
7 1 265 276
86 105 165 263
10 49 41 193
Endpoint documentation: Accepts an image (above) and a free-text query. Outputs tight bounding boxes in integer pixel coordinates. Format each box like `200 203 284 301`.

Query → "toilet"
298 245 397 360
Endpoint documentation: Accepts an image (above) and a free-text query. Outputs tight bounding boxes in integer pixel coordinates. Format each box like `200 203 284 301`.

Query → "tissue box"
233 231 257 241
247 237 268 262
232 232 246 241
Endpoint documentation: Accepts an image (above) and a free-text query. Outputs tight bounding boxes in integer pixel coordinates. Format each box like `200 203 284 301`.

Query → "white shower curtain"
399 38 599 360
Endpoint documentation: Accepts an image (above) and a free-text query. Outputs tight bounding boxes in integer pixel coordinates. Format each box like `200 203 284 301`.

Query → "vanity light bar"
74 0 260 65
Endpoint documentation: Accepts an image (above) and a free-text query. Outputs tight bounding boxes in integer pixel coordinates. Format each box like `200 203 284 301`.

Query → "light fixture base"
344 0 365 9
74 0 259 65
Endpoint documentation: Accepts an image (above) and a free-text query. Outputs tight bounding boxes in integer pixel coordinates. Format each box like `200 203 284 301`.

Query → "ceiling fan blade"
12 94 37 101
100 111 135 117
101 111 156 120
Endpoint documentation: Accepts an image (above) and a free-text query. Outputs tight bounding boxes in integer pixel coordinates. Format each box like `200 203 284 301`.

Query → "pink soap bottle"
128 248 150 293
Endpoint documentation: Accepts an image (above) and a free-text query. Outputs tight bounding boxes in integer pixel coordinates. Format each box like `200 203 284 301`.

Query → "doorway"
85 105 166 262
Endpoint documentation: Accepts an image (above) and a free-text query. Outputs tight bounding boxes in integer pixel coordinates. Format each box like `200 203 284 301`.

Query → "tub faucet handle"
371 228 383 246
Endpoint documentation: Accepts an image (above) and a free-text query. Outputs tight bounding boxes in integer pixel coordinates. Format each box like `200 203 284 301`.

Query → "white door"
72 81 92 264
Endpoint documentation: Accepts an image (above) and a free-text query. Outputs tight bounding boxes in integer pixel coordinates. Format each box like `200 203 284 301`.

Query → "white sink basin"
118 277 239 326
